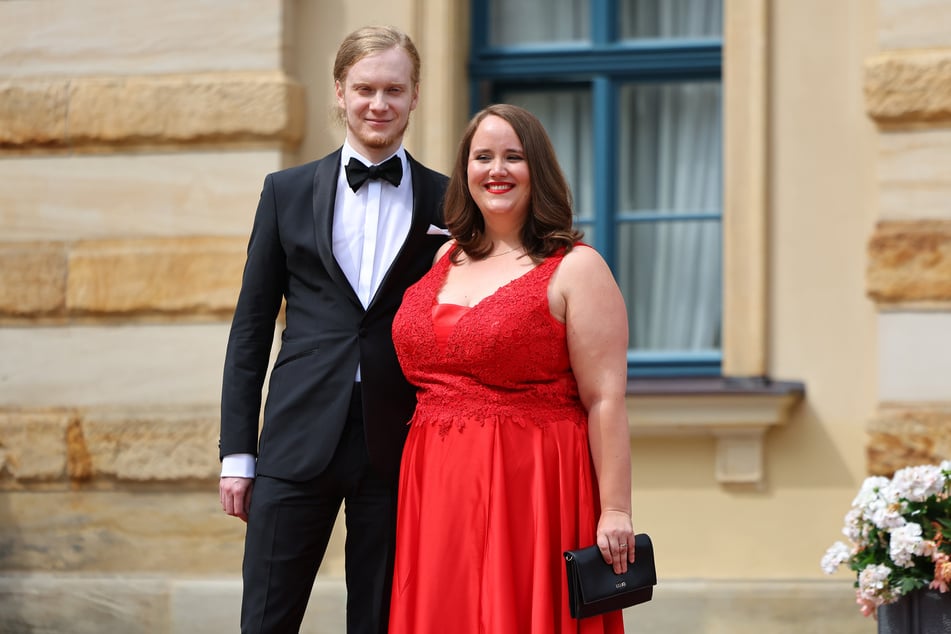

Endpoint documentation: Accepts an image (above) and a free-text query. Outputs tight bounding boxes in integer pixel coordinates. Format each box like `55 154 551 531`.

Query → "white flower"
852 476 891 509
868 496 906 531
889 522 926 567
850 476 906 531
821 541 851 574
892 465 944 502
823 462 951 617
857 563 892 597
857 563 895 614
842 507 868 545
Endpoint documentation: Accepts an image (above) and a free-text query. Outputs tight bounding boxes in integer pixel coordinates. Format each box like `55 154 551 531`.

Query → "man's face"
335 47 419 163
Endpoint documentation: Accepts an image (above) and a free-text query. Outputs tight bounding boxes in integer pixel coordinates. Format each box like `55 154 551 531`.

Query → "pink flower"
930 552 951 592
856 595 879 618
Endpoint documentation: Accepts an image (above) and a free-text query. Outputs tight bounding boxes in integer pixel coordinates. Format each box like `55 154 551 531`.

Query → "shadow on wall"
767 400 862 489
631 399 861 494
0 486 26 632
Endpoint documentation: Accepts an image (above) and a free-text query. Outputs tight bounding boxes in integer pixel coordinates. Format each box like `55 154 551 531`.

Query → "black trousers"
240 384 398 634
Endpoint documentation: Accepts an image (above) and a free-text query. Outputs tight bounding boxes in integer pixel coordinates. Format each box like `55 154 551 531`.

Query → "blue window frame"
469 0 724 377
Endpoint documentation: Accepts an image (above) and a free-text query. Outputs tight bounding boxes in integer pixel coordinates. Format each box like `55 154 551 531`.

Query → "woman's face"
466 115 531 227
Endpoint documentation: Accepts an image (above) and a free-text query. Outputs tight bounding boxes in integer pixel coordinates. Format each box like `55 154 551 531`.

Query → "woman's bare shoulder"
434 240 456 264
559 243 610 277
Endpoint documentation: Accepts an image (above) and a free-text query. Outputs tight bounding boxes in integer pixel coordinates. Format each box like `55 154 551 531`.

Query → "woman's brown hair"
444 104 583 263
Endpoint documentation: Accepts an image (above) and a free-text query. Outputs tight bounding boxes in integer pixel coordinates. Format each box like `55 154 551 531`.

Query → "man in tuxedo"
218 25 449 634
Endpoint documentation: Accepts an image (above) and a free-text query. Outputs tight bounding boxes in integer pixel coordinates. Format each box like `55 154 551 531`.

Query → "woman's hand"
596 509 635 574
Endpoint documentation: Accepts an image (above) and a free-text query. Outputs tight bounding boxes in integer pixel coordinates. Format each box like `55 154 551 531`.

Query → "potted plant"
822 462 951 629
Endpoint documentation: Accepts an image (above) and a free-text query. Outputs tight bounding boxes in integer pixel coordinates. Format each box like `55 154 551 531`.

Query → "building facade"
1 0 949 632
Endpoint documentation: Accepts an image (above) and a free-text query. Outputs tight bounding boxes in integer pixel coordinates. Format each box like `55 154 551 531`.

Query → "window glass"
616 221 721 352
489 0 590 46
618 81 722 216
617 81 722 352
620 0 723 39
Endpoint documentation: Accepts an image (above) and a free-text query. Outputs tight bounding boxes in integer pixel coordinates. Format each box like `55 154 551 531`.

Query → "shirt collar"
341 140 406 170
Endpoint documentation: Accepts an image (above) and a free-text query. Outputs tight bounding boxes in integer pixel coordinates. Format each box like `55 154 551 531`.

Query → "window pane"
620 0 722 39
496 88 595 223
490 0 590 46
617 220 721 351
618 81 722 216
616 80 722 353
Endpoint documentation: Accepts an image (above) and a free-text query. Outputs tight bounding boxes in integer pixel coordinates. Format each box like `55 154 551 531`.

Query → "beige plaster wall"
767 0 880 578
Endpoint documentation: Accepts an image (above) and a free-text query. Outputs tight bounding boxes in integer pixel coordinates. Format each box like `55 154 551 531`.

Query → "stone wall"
864 0 951 474
0 1 300 630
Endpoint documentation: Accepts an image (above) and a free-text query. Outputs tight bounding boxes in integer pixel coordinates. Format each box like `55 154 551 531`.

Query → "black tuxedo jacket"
219 148 448 482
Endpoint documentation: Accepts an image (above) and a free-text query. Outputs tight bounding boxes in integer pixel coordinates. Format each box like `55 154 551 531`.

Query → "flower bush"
822 462 951 617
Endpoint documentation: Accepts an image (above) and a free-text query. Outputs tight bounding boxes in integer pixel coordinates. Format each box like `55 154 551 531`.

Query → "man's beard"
353 117 411 150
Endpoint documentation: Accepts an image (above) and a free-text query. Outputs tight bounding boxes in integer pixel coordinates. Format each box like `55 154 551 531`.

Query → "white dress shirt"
221 141 414 479
333 142 413 311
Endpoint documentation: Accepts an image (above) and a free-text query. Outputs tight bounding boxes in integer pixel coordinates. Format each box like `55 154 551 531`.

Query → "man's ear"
335 80 345 107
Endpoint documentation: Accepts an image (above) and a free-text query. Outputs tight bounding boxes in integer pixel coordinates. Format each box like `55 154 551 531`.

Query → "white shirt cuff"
220 453 256 478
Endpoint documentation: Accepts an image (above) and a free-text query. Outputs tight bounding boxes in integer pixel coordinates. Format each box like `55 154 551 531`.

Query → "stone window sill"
625 377 805 487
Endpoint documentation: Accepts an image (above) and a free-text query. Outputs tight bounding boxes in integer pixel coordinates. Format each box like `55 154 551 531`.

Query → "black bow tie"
345 155 403 192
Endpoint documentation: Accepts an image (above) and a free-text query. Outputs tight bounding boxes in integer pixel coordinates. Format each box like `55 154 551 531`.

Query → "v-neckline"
433 252 544 313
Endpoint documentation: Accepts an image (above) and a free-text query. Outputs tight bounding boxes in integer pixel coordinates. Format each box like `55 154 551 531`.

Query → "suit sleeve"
219 174 286 460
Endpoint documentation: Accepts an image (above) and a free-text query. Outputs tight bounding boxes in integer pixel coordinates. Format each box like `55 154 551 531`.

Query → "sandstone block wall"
0 0 299 589
865 0 951 474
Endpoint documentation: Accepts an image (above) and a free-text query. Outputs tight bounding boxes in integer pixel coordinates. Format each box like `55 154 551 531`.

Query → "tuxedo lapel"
312 150 362 309
368 153 439 312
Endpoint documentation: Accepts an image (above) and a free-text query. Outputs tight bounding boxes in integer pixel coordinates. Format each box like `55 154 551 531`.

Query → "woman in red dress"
389 104 635 634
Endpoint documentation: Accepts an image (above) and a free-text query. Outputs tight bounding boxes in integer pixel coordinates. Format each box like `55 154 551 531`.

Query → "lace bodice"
392 248 585 433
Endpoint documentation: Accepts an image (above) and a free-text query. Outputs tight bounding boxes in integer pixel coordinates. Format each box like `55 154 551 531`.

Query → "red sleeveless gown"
388 247 625 634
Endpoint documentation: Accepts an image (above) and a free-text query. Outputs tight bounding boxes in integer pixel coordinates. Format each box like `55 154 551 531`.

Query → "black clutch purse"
564 533 657 619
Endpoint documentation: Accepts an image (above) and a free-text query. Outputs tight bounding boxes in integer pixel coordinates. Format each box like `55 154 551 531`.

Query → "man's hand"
220 477 254 522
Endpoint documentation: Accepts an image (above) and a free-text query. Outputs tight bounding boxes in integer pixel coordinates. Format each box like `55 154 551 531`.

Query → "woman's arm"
552 245 635 573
